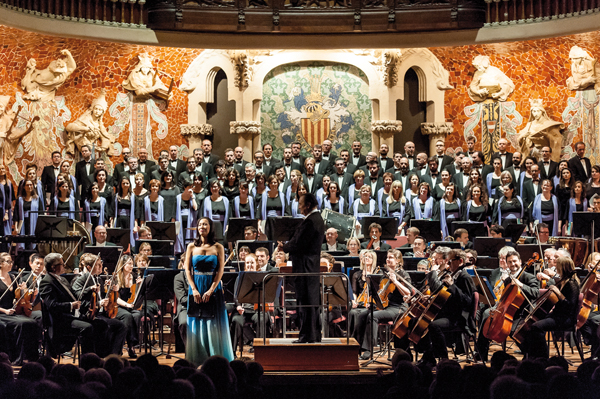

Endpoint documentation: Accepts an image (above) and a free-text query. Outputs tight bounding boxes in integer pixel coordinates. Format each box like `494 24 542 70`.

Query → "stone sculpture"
566 46 600 92
517 99 564 162
65 89 116 157
0 96 38 165
21 49 77 102
467 55 514 102
122 53 172 101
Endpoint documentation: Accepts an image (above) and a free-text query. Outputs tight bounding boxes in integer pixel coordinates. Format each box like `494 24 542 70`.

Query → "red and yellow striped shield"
301 118 330 147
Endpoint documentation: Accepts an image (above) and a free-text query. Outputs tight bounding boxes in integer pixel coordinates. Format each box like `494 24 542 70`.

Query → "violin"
576 258 600 329
481 253 539 343
14 273 36 317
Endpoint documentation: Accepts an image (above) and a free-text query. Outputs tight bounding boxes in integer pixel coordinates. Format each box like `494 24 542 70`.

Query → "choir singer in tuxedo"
278 193 325 343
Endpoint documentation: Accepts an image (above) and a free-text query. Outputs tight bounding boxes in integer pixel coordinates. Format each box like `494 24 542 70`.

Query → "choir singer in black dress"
278 193 325 343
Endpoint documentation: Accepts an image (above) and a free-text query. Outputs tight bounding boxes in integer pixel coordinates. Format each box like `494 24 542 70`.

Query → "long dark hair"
194 217 216 246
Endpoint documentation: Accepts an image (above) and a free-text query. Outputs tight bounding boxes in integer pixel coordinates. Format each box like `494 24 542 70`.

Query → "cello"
481 253 539 343
512 270 576 344
576 257 600 329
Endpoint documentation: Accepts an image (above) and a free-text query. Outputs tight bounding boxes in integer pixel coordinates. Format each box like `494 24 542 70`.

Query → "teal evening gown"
186 254 234 365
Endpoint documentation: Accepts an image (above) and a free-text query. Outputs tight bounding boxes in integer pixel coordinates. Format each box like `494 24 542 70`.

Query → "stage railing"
261 271 350 345
485 0 600 26
0 0 147 28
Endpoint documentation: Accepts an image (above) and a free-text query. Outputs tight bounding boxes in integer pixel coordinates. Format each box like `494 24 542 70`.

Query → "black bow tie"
338 174 344 177
544 162 549 165
235 161 243 164
370 178 378 182
139 161 146 164
533 179 540 183
85 161 91 164
307 174 314 177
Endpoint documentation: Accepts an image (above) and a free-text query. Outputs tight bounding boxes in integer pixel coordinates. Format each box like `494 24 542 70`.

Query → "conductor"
278 193 325 343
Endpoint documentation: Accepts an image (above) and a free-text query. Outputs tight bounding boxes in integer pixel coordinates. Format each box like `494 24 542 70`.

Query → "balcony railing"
0 0 147 28
485 0 599 26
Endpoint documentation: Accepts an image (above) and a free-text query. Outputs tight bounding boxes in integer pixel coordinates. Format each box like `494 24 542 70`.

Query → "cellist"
72 253 127 357
577 252 600 358
519 256 580 359
475 249 539 362
408 249 475 365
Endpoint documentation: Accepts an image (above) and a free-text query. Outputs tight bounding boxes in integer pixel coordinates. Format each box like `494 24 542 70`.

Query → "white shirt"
352 156 361 166
327 243 338 251
581 158 588 176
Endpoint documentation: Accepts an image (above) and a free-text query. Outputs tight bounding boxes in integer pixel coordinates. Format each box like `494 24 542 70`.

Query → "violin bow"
0 269 24 303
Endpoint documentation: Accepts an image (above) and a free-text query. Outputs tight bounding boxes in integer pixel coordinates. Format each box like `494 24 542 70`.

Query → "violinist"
420 249 475 365
536 248 561 286
20 253 45 323
72 253 127 357
520 256 580 359
475 249 539 362
579 252 600 358
39 253 95 355
115 255 143 358
349 250 377 347
0 253 40 365
356 249 411 360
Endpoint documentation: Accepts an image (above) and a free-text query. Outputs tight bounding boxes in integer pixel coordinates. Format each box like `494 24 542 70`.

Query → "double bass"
481 253 539 343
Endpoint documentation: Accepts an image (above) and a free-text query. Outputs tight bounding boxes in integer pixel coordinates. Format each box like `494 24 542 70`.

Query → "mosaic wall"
430 33 600 160
0 25 203 181
260 62 372 159
1 22 600 181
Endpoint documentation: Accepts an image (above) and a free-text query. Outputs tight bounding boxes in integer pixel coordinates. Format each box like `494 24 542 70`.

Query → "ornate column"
420 122 453 155
180 123 214 154
230 121 261 160
371 120 402 152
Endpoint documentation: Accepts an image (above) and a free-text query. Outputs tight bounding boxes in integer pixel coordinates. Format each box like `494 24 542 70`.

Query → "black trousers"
116 307 141 348
354 305 400 351
580 312 600 358
476 308 523 361
294 275 321 342
93 315 127 357
0 314 40 362
522 317 571 359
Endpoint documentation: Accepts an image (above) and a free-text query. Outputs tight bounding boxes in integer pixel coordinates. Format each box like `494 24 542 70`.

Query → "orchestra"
0 137 599 368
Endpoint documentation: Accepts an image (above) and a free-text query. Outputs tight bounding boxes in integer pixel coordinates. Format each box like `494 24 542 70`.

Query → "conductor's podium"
253 338 360 371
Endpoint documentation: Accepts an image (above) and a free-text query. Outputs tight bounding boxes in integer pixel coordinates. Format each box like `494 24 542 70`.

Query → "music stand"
106 228 130 248
402 257 427 270
146 221 177 241
409 220 441 243
220 272 238 303
573 212 600 238
375 250 388 269
332 256 361 269
467 269 496 306
136 240 174 256
474 237 506 258
265 217 304 241
476 256 500 269
363 273 389 366
235 271 280 339
450 221 487 239
504 223 526 243
83 246 124 274
360 217 399 240
517 244 552 262
226 218 259 243
146 255 176 269
143 268 181 358
406 271 427 289
430 241 462 249
35 216 68 238
320 275 349 336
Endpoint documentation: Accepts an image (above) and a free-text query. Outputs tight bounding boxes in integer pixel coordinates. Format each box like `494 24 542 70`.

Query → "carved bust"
467 55 514 102
21 49 77 102
517 99 564 162
566 46 599 92
65 90 116 157
122 53 171 101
